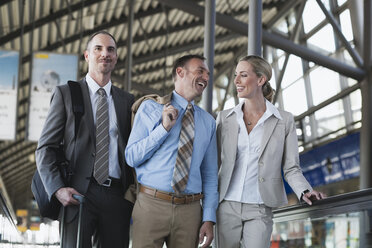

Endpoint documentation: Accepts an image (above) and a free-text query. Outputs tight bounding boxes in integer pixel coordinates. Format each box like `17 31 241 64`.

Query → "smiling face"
234 61 266 99
174 58 210 102
84 33 118 81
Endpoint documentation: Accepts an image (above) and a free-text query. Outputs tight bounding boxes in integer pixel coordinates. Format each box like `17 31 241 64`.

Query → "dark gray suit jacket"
35 79 134 221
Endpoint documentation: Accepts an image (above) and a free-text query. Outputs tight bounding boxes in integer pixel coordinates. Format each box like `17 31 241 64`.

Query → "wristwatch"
300 189 310 201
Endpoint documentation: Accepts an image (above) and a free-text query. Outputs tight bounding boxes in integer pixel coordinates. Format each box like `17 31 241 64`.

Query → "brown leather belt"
139 185 203 205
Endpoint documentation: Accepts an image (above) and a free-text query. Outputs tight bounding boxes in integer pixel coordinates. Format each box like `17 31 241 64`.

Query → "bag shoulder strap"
130 93 172 126
67 80 84 135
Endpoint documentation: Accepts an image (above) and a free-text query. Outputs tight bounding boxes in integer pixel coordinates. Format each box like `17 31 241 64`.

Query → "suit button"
92 152 95 157
259 162 263 166
259 177 264 182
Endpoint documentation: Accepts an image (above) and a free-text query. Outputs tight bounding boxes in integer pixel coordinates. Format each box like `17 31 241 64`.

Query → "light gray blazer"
216 107 312 208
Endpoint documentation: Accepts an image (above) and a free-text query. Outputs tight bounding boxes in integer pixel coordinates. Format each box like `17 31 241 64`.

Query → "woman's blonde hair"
239 55 275 102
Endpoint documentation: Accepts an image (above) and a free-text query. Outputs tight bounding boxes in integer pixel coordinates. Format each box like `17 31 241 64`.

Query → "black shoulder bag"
31 81 84 220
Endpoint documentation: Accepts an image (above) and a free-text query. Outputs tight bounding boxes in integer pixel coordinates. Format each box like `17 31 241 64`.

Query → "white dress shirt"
224 99 282 204
86 74 121 179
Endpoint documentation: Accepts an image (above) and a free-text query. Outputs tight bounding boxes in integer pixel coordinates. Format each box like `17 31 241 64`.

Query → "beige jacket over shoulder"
216 107 312 208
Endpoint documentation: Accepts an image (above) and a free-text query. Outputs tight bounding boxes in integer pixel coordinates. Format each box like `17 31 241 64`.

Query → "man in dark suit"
35 31 134 248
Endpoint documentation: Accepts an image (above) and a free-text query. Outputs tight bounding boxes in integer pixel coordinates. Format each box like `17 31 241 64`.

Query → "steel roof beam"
295 83 360 121
157 0 365 80
248 0 262 55
20 6 249 64
316 0 363 67
0 0 13 8
265 0 301 27
111 74 163 96
11 37 241 136
0 0 101 46
116 32 241 68
127 57 234 92
19 5 189 63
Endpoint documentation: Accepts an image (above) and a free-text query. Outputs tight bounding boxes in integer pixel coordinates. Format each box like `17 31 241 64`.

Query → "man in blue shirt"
125 54 218 248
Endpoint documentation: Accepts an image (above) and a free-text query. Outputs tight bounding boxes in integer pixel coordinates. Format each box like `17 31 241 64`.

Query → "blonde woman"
215 55 324 247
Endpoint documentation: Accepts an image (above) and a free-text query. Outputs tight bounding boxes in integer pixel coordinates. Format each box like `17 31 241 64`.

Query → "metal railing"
0 191 22 244
273 188 372 222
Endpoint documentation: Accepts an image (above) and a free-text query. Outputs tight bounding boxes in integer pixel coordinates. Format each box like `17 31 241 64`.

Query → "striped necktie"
171 103 194 194
93 88 109 184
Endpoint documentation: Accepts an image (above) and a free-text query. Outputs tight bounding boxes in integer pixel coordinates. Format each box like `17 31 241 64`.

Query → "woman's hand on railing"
302 190 326 205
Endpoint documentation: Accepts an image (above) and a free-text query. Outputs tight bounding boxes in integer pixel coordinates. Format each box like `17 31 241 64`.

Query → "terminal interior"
0 0 371 247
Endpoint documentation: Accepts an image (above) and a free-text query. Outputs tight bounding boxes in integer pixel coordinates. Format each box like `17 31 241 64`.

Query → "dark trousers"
61 181 133 248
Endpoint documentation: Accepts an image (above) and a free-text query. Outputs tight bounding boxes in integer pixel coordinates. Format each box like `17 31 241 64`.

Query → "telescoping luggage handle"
73 195 85 248
60 194 85 248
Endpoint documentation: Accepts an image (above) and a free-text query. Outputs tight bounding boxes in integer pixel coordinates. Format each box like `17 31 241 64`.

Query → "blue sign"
284 132 360 193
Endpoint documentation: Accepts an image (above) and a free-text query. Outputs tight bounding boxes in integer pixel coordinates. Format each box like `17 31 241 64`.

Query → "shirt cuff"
50 182 65 201
151 122 169 143
202 207 216 223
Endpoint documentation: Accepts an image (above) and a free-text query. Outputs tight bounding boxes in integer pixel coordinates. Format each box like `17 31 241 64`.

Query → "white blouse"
224 100 282 204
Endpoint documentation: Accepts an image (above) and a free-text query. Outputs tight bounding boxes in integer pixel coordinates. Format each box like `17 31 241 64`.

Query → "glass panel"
224 97 236 110
315 100 345 138
271 72 277 91
282 79 308 116
348 77 358 86
276 19 288 33
31 221 60 246
303 0 326 33
343 49 356 66
337 0 348 6
272 212 360 248
213 75 229 111
307 24 336 53
277 54 285 69
0 212 22 245
301 116 314 143
310 67 341 105
281 55 304 88
350 89 361 112
276 49 285 58
340 9 354 42
349 90 361 122
213 88 223 111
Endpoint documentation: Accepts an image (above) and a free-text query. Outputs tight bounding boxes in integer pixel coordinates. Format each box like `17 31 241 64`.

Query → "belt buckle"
171 195 176 204
172 195 186 205
185 195 191 204
102 178 112 187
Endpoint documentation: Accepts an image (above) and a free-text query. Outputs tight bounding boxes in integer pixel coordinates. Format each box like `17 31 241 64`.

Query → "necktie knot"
97 88 106 97
185 103 194 117
187 103 193 111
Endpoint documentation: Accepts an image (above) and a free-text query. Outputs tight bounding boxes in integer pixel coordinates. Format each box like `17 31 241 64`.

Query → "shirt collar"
172 90 195 110
226 100 244 118
226 99 282 120
266 100 282 120
86 73 112 96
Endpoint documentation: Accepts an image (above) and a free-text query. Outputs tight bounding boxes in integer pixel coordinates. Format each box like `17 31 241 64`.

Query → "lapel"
224 112 239 163
79 79 95 144
259 115 279 158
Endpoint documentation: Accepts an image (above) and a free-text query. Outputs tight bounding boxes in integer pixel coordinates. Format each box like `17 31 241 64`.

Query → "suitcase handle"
73 194 84 248
72 194 85 203
60 195 85 248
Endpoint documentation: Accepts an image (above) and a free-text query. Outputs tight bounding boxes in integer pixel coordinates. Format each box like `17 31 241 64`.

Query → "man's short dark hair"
172 54 206 81
86 30 118 50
